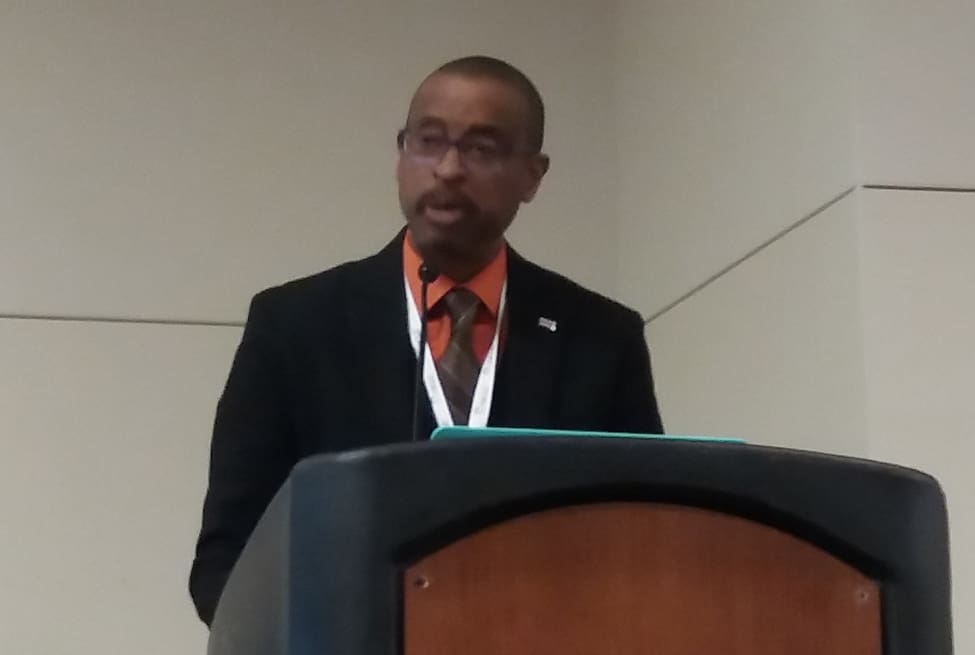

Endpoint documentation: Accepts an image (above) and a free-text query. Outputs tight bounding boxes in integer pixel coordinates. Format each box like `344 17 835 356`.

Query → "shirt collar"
403 231 507 316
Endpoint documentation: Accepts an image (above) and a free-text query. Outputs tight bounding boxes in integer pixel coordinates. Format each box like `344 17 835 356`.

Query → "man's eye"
467 142 501 158
418 134 445 147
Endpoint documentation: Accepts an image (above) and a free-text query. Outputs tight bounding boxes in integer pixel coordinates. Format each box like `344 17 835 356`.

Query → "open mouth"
423 201 469 224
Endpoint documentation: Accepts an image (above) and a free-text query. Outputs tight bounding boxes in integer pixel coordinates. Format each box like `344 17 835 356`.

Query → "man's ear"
521 154 550 203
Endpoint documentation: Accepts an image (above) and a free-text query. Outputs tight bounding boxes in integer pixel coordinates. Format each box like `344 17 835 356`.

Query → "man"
189 55 663 626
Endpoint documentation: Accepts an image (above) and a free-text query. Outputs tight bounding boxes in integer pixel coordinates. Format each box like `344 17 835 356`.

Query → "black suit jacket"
189 233 663 625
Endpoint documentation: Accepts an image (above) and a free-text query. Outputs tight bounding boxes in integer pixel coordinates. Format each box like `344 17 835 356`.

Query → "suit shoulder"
252 261 355 308
246 248 389 326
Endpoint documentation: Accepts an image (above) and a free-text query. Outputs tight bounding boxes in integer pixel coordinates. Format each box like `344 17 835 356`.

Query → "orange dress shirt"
403 233 506 364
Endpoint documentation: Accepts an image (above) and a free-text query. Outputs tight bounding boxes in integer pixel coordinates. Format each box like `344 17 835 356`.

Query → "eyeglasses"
397 128 517 175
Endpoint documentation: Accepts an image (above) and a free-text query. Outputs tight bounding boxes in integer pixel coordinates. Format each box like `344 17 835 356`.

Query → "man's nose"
433 145 466 181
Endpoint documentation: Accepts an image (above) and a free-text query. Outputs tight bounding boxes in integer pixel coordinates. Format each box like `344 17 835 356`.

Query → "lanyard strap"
405 276 506 429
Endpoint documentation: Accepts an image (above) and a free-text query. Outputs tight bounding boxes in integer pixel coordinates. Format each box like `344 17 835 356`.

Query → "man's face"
396 73 548 264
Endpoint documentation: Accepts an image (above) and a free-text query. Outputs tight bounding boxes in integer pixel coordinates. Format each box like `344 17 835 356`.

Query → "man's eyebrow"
410 117 447 130
461 125 507 140
407 119 509 142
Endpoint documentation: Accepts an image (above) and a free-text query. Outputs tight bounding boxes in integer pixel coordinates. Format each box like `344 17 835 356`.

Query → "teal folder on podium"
431 425 745 443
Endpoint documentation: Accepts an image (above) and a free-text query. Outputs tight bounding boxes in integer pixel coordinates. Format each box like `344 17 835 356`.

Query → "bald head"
408 55 546 153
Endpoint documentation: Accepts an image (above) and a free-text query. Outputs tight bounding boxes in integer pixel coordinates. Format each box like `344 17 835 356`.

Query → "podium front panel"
209 437 952 655
404 503 881 655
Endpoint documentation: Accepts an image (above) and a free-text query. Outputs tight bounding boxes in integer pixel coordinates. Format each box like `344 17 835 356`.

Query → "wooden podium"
206 436 953 654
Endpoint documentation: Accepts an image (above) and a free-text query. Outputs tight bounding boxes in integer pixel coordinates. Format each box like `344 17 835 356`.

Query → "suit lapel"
491 248 564 428
345 231 435 443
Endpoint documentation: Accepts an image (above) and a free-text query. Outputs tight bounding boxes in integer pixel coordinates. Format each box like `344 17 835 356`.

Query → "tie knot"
443 287 481 326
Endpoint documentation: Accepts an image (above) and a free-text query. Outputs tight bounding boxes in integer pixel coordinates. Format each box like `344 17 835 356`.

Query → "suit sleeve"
189 293 298 626
612 311 664 434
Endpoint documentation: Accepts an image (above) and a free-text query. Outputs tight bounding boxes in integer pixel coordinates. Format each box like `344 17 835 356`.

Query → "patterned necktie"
436 288 482 425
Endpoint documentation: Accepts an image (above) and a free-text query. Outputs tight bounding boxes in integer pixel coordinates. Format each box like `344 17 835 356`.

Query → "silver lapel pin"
537 317 558 333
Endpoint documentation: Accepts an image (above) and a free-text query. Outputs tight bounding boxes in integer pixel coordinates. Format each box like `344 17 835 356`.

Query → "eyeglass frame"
396 126 538 175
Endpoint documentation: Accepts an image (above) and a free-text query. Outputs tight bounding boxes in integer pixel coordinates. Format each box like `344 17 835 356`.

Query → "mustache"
416 189 477 213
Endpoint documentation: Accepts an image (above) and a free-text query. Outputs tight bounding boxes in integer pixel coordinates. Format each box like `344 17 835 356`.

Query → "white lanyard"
405 276 506 428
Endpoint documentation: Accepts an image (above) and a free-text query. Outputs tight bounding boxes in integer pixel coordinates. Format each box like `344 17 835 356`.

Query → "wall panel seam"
643 186 857 325
862 184 975 193
0 314 244 328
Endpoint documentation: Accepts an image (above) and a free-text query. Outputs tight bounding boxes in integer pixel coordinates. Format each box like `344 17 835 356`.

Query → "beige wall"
615 0 866 455
621 1 970 651
854 2 974 649
615 0 856 318
0 319 238 652
646 193 867 455
0 1 617 324
858 190 974 651
2 1 970 653
0 2 615 653
854 0 975 186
